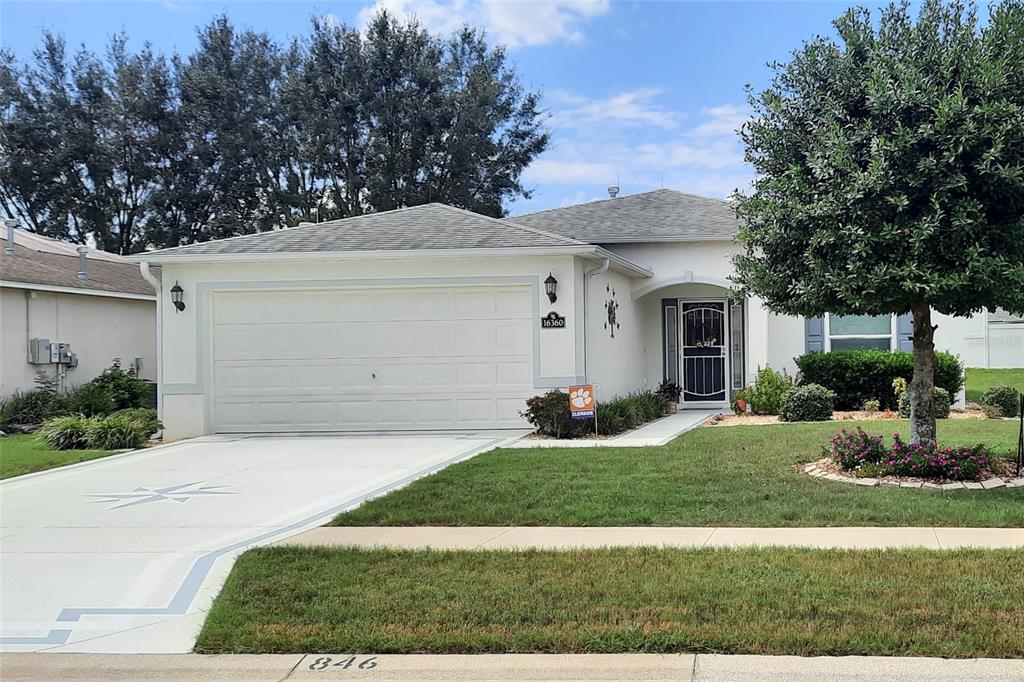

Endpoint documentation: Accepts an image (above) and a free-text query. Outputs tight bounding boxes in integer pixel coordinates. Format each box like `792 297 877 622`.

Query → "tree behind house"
733 0 1024 444
0 10 548 252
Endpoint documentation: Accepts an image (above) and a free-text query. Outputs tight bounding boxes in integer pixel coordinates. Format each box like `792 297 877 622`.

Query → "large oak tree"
733 0 1024 444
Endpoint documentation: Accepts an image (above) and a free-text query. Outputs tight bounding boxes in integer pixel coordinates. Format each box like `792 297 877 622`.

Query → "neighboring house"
134 190 1021 439
0 226 158 397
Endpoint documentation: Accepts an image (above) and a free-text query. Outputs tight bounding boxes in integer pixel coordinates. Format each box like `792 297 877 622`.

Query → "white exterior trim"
823 312 898 352
0 280 155 302
129 245 653 278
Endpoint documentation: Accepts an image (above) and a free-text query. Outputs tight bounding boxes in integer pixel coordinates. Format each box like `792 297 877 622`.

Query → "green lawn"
0 434 113 479
333 420 1023 527
966 367 1024 405
196 546 1024 657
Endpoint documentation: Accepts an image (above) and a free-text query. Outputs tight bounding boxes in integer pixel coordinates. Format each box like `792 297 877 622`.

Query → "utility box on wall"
28 338 51 364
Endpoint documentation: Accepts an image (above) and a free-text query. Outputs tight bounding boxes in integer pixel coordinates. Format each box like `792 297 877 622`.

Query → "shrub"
887 435 991 481
85 415 149 450
71 382 116 417
898 387 951 419
73 360 150 413
520 390 665 438
521 390 575 438
0 388 72 427
746 366 794 415
863 398 880 412
795 350 963 410
109 407 162 436
981 403 1004 419
37 415 93 450
780 384 835 422
979 385 1020 418
824 427 888 470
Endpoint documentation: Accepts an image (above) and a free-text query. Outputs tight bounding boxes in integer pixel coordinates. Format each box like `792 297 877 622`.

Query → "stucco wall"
157 255 595 438
583 265 648 400
0 287 156 396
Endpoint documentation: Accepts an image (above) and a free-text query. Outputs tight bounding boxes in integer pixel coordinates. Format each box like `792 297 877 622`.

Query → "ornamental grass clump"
824 427 887 470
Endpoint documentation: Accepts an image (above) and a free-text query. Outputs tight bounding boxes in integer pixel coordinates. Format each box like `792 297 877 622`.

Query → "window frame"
824 313 897 352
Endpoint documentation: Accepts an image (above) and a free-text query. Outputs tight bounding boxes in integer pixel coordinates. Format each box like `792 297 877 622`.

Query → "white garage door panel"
211 285 535 432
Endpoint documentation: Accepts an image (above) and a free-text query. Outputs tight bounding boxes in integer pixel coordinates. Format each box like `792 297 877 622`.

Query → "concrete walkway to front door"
506 409 719 448
277 525 1024 550
0 432 522 654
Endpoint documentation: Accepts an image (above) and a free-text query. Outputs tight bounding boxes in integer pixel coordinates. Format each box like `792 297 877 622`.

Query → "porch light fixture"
170 281 185 312
544 272 558 304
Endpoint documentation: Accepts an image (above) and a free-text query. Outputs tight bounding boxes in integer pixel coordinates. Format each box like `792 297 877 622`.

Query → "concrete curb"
2 652 1022 681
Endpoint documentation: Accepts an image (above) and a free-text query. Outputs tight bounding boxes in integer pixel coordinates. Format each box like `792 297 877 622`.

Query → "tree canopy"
0 11 548 253
732 0 1024 443
734 0 1024 320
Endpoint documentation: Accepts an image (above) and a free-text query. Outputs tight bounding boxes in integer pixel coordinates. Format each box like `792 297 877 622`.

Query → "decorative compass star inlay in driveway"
86 481 235 509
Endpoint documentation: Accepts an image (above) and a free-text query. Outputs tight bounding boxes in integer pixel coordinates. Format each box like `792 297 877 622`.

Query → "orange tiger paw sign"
568 385 595 419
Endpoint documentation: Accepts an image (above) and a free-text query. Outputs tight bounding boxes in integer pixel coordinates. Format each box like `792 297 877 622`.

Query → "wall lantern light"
544 272 558 304
170 281 185 312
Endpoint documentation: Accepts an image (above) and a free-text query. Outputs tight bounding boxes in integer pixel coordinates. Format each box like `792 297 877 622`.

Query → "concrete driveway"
0 432 520 653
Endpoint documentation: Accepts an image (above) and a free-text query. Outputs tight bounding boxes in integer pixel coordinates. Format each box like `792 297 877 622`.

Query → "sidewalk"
276 525 1024 550
2 652 1022 681
505 409 719 448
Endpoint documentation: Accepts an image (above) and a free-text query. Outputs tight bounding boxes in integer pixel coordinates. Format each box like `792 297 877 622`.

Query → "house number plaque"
541 311 566 329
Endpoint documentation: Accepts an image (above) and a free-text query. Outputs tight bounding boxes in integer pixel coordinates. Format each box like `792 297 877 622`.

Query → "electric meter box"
28 338 51 364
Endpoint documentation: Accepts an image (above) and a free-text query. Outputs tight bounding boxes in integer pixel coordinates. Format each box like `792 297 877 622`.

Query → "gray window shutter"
896 313 913 351
805 317 824 353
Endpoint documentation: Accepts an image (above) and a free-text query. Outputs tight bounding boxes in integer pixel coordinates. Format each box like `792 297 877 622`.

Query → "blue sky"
2 0 899 214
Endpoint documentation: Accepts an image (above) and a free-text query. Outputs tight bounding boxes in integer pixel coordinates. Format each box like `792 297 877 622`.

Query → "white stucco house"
1 226 158 397
134 189 1022 439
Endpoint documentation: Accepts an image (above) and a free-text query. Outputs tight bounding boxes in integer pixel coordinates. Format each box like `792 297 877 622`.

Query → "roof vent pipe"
77 246 88 279
607 185 619 199
4 218 15 256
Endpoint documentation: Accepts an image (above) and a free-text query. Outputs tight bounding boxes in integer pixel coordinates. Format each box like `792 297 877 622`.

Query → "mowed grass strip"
332 420 1024 528
0 434 113 479
196 546 1024 658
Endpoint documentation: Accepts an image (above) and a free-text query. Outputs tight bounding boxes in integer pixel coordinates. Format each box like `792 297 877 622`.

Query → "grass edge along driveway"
332 419 1023 528
0 433 113 479
196 545 1024 658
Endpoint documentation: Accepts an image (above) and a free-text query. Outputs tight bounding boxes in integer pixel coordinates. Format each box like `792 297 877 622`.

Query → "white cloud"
358 0 610 48
521 101 753 200
688 104 750 138
549 87 679 130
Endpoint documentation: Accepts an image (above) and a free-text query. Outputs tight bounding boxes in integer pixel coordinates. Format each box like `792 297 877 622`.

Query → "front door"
680 301 727 403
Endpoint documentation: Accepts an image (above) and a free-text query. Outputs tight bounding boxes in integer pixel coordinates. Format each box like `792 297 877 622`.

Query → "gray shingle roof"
507 189 741 243
1 230 157 297
141 203 589 258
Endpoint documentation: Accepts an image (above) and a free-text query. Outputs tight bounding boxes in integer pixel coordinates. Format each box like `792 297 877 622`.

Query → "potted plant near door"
658 380 682 414
732 388 749 415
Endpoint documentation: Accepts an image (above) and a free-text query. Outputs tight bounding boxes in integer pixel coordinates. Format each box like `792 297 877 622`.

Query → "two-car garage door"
211 285 534 432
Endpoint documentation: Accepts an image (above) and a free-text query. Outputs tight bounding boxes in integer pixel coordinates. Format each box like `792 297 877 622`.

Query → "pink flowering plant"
887 434 989 481
824 428 998 481
824 427 887 470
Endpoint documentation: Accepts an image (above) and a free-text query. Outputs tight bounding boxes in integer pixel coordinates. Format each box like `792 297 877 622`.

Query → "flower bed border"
802 458 1024 491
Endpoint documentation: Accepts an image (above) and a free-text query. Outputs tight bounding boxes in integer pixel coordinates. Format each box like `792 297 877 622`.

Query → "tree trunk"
909 303 937 445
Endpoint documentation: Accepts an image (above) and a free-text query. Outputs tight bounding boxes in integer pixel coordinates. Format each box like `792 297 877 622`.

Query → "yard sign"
568 385 595 420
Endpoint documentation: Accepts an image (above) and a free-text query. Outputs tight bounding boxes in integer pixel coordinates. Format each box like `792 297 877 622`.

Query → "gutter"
139 262 163 427
582 258 610 383
126 246 653 279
